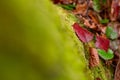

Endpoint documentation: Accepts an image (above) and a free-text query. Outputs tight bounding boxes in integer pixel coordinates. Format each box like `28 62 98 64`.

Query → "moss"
0 0 91 80
57 6 114 80
56 7 92 80
0 0 113 80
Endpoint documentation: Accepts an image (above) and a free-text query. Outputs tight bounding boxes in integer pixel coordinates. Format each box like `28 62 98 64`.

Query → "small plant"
105 26 118 40
97 49 114 60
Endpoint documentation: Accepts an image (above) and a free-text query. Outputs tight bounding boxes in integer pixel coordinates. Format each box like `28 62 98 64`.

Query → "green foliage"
97 49 114 60
93 0 101 12
102 0 107 3
100 18 109 24
105 27 118 39
59 4 75 10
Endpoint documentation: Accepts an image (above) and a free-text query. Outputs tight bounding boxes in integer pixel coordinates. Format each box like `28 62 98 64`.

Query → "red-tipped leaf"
72 23 94 43
95 36 110 51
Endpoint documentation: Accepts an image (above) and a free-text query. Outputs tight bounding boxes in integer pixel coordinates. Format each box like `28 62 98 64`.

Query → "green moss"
57 7 92 80
0 0 91 80
0 0 113 80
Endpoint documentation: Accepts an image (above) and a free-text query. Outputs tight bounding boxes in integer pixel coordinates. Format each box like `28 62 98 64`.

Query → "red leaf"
95 36 110 51
72 23 94 43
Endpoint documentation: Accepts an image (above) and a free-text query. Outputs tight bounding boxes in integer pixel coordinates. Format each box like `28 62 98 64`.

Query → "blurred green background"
0 0 90 80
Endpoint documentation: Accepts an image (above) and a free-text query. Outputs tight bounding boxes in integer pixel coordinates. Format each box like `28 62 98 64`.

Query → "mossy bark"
56 5 114 80
0 0 113 80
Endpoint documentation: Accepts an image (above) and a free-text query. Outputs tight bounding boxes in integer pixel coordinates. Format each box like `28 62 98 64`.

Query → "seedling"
97 49 114 60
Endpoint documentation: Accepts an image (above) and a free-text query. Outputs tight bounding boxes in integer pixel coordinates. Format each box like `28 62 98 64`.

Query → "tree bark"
0 0 113 80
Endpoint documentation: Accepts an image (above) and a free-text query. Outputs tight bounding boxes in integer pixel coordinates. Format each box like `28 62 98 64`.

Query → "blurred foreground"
0 0 89 80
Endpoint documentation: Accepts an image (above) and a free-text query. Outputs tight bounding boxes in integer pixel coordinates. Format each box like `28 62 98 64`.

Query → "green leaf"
93 0 101 12
100 18 109 24
97 49 114 60
110 31 118 39
105 27 118 39
106 27 112 38
59 4 75 10
102 0 107 3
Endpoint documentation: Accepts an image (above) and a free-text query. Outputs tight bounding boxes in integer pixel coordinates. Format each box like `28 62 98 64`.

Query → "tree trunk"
0 0 113 80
